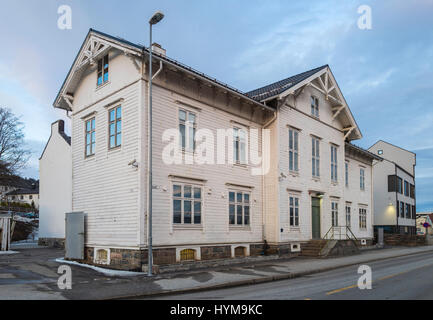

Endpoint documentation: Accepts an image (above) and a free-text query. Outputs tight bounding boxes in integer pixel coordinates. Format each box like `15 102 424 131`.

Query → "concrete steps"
301 240 328 257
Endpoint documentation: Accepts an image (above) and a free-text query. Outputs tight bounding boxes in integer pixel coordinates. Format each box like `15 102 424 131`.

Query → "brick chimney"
151 42 166 57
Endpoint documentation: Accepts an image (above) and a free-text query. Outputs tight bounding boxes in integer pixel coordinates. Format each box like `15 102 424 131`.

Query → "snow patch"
55 258 145 277
0 251 19 255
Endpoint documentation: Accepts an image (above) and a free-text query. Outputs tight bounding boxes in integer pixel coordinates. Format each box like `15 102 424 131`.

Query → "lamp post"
148 11 164 277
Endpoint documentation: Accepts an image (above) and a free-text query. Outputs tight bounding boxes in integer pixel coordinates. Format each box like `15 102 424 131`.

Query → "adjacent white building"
38 120 72 246
368 140 416 234
51 29 381 270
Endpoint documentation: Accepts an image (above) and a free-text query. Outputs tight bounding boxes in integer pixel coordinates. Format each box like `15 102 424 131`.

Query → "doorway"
311 197 321 239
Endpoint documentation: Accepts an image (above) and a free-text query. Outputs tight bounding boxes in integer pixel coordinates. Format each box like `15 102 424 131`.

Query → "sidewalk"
1 245 433 300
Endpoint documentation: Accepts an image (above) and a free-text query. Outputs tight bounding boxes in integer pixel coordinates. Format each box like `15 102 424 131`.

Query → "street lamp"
148 11 164 277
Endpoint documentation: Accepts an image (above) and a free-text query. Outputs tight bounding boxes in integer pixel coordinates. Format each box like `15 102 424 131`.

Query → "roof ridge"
246 64 329 101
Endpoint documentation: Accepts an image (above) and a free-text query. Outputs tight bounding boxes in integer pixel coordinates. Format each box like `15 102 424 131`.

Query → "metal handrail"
323 226 359 242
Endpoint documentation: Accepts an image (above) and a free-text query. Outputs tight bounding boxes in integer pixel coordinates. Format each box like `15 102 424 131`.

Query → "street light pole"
147 11 164 277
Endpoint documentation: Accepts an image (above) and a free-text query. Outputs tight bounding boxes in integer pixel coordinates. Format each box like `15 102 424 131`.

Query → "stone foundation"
201 246 231 260
38 237 65 248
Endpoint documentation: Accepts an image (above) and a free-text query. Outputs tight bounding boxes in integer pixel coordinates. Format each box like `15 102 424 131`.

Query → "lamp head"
149 11 164 25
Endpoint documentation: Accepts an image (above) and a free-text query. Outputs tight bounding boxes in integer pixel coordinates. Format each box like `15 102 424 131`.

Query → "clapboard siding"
72 79 141 247
151 84 265 246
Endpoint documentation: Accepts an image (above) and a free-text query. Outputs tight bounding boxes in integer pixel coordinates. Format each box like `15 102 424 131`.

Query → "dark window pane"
173 200 181 224
184 185 192 198
237 193 242 203
229 192 235 203
173 185 181 197
244 193 250 204
244 206 250 225
184 201 192 224
194 187 201 199
194 201 201 224
237 205 243 225
179 124 186 149
229 204 235 224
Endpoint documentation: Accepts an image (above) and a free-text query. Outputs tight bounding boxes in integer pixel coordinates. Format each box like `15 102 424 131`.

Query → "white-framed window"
359 208 367 229
173 183 202 225
85 118 96 157
233 127 247 165
346 205 351 227
345 162 349 187
108 105 121 149
289 128 299 172
289 195 299 227
331 145 338 182
360 168 365 190
331 201 339 227
179 109 196 152
97 54 109 86
311 96 319 118
229 191 250 226
312 137 320 177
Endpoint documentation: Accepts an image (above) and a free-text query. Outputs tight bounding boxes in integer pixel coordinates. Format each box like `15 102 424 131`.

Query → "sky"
0 0 432 211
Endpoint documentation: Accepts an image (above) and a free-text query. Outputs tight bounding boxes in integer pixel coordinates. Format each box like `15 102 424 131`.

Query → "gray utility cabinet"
65 212 85 260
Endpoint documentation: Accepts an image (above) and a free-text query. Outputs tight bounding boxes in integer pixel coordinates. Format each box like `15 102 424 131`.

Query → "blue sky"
0 0 432 211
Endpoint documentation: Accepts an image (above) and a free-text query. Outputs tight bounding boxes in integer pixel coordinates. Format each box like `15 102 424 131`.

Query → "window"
331 145 338 182
346 205 351 227
180 249 196 261
404 181 409 197
359 208 367 229
29 195 33 200
179 109 196 152
97 54 109 86
399 201 405 218
311 96 319 117
397 177 403 194
312 137 320 177
229 191 250 226
173 184 202 225
388 175 397 192
109 106 121 149
410 184 415 199
233 127 247 165
405 203 411 219
331 202 339 227
289 128 299 172
378 150 383 155
412 205 416 219
360 168 365 190
289 196 299 227
85 118 96 157
345 162 349 187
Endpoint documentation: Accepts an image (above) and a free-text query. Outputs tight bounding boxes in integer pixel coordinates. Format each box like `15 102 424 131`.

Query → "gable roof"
345 142 383 161
246 65 328 101
53 29 275 113
6 187 39 196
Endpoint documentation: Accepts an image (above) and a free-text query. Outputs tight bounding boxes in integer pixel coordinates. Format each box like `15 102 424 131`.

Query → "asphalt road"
157 251 433 300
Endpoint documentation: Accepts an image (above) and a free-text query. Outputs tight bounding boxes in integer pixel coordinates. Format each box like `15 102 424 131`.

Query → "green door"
311 197 321 239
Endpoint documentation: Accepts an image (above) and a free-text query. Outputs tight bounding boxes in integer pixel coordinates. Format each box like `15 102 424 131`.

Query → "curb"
105 247 433 300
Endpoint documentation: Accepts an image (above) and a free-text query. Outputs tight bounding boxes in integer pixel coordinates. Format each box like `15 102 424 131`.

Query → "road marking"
326 269 413 296
326 284 358 295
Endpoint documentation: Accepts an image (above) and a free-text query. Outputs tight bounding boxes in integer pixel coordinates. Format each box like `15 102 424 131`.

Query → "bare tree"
0 107 30 175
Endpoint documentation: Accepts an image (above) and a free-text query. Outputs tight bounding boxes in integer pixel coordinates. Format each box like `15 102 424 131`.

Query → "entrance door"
65 212 85 260
311 197 321 239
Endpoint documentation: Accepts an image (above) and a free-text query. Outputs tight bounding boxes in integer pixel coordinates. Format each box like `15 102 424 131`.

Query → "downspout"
261 102 277 244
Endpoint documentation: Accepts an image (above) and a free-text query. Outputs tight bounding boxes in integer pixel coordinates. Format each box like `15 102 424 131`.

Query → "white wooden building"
52 29 380 270
39 120 72 246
